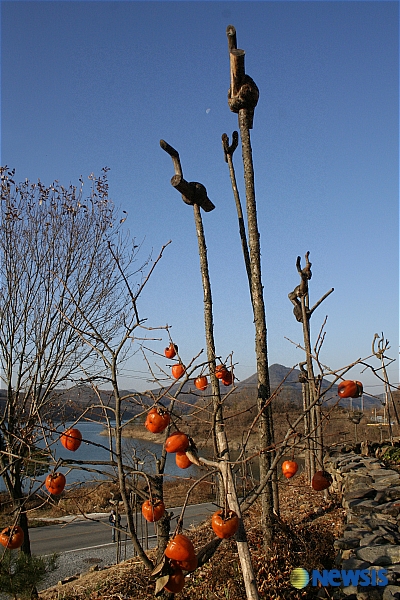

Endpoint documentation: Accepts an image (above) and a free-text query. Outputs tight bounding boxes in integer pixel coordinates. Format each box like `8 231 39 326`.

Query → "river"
1 422 304 493
0 421 202 492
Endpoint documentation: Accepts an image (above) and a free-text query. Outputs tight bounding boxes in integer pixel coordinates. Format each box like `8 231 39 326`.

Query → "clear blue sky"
1 1 398 395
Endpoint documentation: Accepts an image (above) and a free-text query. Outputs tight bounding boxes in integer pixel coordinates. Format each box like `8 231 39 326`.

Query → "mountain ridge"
0 363 382 421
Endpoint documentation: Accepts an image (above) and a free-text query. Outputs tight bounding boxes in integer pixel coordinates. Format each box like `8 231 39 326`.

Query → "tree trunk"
300 294 323 473
221 461 260 600
193 206 226 453
112 378 153 570
193 203 260 600
5 464 32 557
237 109 276 542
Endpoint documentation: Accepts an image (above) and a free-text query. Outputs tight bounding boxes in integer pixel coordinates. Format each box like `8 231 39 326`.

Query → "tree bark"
238 108 277 542
193 203 260 600
112 375 153 570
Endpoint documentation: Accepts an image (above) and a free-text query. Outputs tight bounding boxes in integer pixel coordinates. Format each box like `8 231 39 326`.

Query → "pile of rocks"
324 450 400 599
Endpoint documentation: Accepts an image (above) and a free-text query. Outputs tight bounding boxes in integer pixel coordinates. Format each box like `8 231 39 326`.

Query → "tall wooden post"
226 25 277 543
161 140 260 600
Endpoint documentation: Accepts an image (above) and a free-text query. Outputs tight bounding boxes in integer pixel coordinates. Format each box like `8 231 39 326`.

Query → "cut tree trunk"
237 108 276 544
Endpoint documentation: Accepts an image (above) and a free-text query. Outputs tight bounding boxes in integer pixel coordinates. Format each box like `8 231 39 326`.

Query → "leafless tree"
0 166 141 556
288 252 334 481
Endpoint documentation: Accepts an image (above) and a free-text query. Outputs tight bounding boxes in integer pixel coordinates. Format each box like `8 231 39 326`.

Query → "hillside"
147 363 382 412
0 385 141 423
237 364 381 410
0 364 383 424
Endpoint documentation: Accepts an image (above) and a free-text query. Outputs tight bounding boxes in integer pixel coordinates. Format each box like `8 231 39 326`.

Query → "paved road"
26 502 216 592
29 502 215 556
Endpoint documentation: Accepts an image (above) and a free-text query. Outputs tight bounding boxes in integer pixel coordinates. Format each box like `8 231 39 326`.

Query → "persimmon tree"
58 240 180 571
160 140 259 599
41 174 377 600
1 22 391 600
0 166 140 556
371 333 399 442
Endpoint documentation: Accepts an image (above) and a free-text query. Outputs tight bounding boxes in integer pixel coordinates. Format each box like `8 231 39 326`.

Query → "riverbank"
98 424 165 443
99 423 259 451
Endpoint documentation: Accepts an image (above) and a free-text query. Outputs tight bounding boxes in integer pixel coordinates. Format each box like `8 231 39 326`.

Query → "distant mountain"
0 385 142 422
0 364 383 422
152 363 381 411
141 363 317 411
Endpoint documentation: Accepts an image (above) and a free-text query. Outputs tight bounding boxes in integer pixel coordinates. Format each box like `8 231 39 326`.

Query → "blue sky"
1 1 398 395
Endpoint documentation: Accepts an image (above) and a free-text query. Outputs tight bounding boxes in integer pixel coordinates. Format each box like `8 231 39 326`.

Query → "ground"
37 474 345 600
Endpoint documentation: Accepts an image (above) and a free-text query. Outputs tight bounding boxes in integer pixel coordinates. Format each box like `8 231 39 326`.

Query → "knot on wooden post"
170 175 215 212
288 252 312 323
228 74 259 115
298 362 309 384
288 252 334 324
160 140 215 212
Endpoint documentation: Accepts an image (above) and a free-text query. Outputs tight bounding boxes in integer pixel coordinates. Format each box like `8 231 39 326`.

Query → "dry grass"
38 474 345 600
0 482 122 529
0 477 215 531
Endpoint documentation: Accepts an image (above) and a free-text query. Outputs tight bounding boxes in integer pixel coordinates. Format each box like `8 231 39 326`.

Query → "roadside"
38 539 133 592
34 511 111 524
37 475 346 600
30 502 214 594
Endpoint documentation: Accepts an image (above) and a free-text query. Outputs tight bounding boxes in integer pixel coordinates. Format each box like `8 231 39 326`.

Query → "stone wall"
324 449 400 599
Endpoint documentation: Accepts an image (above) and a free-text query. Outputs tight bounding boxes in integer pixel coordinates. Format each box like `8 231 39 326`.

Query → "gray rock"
344 488 377 502
340 462 369 474
386 546 400 564
347 499 379 514
345 474 373 487
378 487 400 502
343 527 371 538
388 488 400 500
375 479 400 490
372 470 399 479
382 533 400 546
341 557 371 570
356 591 383 600
376 502 400 517
361 460 384 469
376 525 399 535
374 484 395 492
359 534 388 547
335 538 361 550
375 491 388 503
340 585 357 597
382 585 400 599
346 513 372 527
385 569 399 585
370 514 397 527
339 456 363 466
356 545 391 565
325 449 400 595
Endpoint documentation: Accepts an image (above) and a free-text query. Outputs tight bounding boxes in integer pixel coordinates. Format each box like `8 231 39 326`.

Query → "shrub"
0 549 58 599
